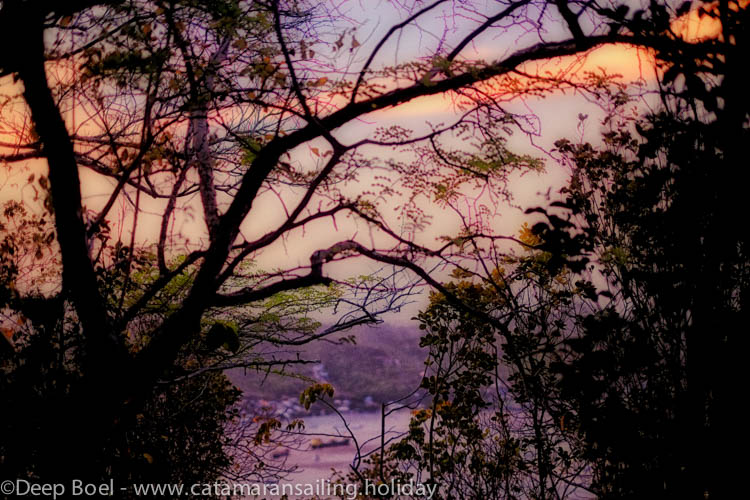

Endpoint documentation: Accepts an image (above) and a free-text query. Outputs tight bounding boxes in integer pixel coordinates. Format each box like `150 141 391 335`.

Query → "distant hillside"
228 323 427 408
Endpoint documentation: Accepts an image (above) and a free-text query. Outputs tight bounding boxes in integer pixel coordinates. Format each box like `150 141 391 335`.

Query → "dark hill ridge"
228 324 427 410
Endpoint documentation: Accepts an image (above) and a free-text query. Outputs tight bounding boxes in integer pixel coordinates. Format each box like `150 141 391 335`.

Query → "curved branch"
445 0 533 63
554 0 586 42
350 0 449 103
212 240 358 307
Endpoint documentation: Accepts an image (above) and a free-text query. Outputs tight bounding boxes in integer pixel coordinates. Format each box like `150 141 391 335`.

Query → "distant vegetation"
231 324 426 406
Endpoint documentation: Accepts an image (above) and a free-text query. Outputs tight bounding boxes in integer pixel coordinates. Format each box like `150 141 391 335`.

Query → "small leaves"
299 382 335 410
205 321 240 353
253 418 281 445
518 222 542 248
333 32 345 51
308 76 328 87
420 72 436 87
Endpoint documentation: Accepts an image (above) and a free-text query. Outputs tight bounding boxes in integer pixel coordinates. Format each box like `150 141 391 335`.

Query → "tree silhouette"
351 2 748 498
1 0 745 489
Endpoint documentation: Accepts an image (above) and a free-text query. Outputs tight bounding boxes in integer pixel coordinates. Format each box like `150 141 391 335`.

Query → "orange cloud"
372 1 749 120
671 0 747 42
368 43 658 121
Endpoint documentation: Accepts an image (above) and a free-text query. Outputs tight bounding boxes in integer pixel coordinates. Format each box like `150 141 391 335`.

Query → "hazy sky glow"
0 0 715 317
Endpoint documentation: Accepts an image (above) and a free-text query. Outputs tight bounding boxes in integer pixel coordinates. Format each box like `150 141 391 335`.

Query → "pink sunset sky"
0 1 721 316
